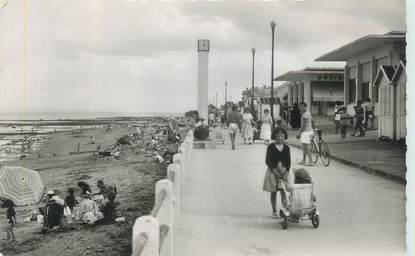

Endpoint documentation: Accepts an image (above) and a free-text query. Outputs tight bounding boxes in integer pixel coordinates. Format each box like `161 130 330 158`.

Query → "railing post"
155 180 173 256
173 154 185 226
132 216 160 256
167 163 181 231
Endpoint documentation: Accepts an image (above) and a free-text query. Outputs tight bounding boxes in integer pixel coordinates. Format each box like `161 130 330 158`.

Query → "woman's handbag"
63 206 71 217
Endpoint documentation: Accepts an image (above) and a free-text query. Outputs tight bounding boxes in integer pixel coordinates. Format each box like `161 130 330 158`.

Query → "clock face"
198 40 210 51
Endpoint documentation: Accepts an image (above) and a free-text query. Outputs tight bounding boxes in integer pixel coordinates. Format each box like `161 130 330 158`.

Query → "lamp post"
224 81 228 124
251 47 256 121
270 21 276 128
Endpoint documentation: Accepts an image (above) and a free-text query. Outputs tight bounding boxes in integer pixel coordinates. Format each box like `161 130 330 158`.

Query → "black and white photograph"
0 0 412 255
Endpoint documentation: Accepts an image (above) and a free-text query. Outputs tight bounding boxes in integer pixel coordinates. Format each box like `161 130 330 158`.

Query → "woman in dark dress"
290 103 301 129
263 127 291 218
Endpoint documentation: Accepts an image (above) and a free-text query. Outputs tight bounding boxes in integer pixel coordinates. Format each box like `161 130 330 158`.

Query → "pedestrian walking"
263 127 291 218
260 109 272 145
290 103 301 129
333 106 342 134
339 107 350 139
363 98 374 130
226 105 242 150
241 108 254 145
351 100 365 137
296 102 315 166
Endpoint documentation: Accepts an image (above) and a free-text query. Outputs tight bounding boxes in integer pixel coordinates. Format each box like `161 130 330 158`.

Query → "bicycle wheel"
311 141 319 163
320 141 331 166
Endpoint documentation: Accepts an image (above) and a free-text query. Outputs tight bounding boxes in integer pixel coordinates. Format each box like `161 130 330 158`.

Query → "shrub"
194 125 209 141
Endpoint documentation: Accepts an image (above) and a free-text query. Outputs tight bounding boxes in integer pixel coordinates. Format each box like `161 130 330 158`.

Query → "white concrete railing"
132 130 194 256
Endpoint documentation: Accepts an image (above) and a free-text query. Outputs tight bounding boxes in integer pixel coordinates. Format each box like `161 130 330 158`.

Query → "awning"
312 85 344 101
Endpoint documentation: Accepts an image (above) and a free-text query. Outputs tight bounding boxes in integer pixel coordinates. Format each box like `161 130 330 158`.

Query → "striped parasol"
0 166 45 206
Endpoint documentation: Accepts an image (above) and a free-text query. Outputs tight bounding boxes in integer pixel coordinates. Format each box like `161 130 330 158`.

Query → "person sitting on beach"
77 181 92 195
44 191 64 229
65 188 77 211
77 193 99 225
99 193 118 223
96 180 117 200
47 190 65 206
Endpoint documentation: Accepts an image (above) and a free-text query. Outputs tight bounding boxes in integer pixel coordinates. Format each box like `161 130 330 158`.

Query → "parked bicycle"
311 129 330 166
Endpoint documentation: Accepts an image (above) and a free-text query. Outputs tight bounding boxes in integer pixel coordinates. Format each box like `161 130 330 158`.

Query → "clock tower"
197 39 210 123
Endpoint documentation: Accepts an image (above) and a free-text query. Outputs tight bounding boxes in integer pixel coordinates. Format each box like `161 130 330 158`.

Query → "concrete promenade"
174 134 406 256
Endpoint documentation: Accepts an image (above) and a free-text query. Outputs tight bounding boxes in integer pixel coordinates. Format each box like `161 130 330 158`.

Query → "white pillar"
303 81 311 110
356 62 362 102
288 83 293 106
197 40 210 122
344 66 350 104
298 81 304 103
293 82 298 104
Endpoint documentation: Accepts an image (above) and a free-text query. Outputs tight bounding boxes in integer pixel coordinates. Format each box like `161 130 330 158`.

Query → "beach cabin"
392 62 407 140
374 66 396 139
373 61 406 140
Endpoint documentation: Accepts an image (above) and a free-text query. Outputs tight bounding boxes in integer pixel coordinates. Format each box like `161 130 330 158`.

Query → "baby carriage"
252 121 262 143
278 180 320 229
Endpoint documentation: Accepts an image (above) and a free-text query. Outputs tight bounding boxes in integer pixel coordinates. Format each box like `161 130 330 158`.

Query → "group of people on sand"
2 179 120 242
40 179 118 230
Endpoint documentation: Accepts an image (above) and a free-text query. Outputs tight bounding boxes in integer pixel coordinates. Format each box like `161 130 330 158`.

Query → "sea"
0 111 181 121
0 111 182 162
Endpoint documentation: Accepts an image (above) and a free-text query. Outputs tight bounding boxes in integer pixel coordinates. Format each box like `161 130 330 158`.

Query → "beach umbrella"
0 166 45 206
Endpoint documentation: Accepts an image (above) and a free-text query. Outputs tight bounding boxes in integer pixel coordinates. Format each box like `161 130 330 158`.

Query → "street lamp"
251 47 256 121
224 81 228 124
270 21 276 128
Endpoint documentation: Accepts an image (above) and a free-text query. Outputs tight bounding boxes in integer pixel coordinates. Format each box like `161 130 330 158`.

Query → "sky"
0 0 406 114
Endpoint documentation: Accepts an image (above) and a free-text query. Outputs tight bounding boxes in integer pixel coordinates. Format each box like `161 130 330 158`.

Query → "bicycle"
311 129 330 166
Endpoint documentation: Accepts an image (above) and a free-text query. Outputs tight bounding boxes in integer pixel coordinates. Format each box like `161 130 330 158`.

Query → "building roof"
391 60 406 83
315 31 406 61
274 67 344 81
373 65 396 85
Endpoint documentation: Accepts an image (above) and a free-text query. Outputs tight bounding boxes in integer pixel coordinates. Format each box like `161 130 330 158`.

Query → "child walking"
4 199 16 243
263 127 291 218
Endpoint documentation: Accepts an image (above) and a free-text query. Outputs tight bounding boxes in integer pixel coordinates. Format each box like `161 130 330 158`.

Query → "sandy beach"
0 122 176 255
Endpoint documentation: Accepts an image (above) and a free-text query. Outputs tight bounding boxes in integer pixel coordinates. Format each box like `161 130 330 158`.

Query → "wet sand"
0 124 171 255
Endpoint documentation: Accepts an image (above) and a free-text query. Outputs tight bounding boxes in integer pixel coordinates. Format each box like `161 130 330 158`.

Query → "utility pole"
251 47 256 120
224 81 228 124
270 21 276 128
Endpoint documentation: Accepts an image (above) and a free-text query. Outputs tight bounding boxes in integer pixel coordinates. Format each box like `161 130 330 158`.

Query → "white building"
316 31 406 132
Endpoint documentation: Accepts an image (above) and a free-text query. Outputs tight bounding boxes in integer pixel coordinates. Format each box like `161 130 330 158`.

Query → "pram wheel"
311 212 319 228
280 211 288 229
